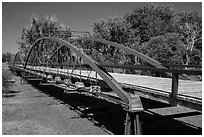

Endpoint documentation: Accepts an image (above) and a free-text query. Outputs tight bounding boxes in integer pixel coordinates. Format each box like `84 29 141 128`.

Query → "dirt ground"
2 75 108 135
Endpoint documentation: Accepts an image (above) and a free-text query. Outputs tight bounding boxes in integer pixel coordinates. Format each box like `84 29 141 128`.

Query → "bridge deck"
13 65 202 99
11 65 202 112
111 73 202 99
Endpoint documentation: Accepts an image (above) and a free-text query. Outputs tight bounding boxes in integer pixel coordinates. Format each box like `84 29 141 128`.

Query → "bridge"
9 32 202 135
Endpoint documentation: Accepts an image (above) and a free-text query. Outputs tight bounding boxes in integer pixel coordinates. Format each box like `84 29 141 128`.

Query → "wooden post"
170 73 179 106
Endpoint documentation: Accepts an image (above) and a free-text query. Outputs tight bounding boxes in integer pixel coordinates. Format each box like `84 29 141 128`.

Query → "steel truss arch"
24 39 48 69
24 36 143 111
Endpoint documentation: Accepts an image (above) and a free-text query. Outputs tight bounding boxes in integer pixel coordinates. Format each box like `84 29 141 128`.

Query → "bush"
2 68 13 94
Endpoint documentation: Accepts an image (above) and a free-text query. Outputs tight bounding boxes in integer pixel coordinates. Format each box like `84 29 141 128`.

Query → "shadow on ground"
29 81 201 135
2 90 21 98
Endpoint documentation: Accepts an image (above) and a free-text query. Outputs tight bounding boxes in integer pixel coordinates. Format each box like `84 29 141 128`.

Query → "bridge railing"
21 63 202 110
96 64 201 107
162 64 202 70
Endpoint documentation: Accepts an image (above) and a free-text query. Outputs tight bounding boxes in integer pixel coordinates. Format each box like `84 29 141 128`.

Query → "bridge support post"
124 111 142 135
170 73 179 106
124 96 143 135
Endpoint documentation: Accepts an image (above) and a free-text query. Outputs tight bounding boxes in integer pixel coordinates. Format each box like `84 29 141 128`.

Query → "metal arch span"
73 37 167 69
24 36 143 111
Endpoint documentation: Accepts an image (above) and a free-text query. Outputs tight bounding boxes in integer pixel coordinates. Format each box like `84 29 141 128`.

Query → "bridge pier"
124 95 143 135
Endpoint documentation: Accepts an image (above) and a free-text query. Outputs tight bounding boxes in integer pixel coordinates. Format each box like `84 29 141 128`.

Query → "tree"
17 15 71 55
92 16 129 65
173 11 202 66
2 52 12 63
123 4 180 67
143 33 185 65
189 48 202 65
125 4 176 44
17 15 72 65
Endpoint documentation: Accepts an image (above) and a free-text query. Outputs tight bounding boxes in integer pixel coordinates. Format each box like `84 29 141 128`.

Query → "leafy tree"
2 52 12 63
93 16 129 44
143 33 185 65
125 4 176 44
17 15 72 65
173 11 202 65
123 4 178 67
92 16 129 65
189 48 202 65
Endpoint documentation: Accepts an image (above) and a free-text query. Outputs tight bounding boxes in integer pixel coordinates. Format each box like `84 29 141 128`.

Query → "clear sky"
2 2 202 54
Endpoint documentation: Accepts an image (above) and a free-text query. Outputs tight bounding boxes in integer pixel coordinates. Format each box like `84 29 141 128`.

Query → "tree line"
14 4 201 77
91 4 202 67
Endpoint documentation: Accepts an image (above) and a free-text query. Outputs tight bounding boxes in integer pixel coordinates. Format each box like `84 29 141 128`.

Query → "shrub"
2 68 12 94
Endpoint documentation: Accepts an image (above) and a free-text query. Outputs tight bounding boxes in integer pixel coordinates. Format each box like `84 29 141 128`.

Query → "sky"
2 2 202 54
